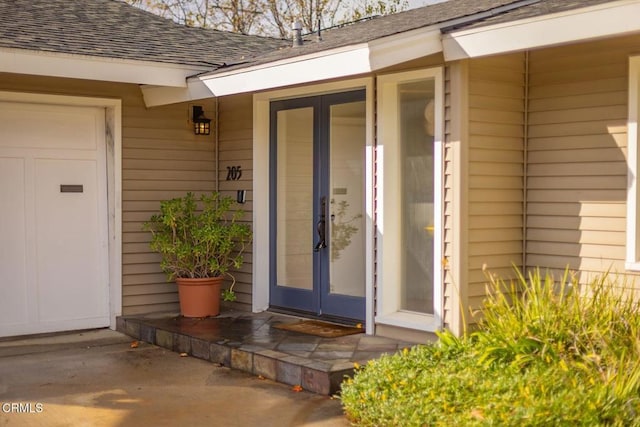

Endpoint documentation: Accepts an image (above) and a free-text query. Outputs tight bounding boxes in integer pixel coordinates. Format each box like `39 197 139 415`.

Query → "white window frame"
627 55 640 270
375 67 444 332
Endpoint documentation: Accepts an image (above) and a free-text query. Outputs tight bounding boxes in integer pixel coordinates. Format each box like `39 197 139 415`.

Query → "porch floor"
116 310 414 395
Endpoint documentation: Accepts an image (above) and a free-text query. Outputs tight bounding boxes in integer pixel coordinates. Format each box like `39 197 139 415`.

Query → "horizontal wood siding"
0 73 216 315
467 54 525 316
122 97 216 315
217 94 254 311
526 36 634 280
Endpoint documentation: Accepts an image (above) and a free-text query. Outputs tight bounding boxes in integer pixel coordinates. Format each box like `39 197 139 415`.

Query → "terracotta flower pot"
176 277 223 318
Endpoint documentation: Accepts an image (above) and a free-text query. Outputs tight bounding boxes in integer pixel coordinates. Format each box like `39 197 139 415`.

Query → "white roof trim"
0 47 210 87
141 79 213 107
198 27 442 97
201 45 373 96
369 27 442 70
443 0 640 61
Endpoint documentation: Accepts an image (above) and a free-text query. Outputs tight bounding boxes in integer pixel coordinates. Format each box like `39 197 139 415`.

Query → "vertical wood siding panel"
443 66 454 331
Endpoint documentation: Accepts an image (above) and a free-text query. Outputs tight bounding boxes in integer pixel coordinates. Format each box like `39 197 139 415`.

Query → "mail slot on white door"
60 185 83 193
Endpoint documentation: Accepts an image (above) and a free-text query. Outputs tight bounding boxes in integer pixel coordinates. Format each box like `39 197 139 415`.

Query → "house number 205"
226 166 242 181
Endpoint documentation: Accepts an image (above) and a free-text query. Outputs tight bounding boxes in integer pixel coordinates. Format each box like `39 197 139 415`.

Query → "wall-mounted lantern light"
192 105 211 135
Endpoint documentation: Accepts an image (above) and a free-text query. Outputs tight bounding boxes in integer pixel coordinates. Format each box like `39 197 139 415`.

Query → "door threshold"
267 307 364 328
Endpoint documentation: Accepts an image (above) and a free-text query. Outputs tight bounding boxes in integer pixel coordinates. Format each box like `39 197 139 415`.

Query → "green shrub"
340 267 640 426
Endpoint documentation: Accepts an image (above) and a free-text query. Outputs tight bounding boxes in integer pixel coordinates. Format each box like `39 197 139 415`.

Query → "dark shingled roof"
0 0 287 68
444 0 621 31
207 0 524 72
206 0 623 75
0 0 624 74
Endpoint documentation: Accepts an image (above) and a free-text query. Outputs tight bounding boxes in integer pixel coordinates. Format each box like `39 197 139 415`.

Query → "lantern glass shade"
194 120 211 135
192 106 211 135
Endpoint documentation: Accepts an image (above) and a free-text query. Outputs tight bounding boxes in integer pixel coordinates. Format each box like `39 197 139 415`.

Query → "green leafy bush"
143 192 252 301
341 267 640 426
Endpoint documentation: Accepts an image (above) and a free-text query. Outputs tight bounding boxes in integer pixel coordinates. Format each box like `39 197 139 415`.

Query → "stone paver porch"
117 311 414 395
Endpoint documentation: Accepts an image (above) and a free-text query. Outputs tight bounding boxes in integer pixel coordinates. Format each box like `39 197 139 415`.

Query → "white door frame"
253 78 375 333
0 91 122 330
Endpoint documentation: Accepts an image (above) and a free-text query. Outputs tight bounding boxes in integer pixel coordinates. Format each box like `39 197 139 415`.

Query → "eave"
197 26 443 97
0 47 213 103
443 0 640 61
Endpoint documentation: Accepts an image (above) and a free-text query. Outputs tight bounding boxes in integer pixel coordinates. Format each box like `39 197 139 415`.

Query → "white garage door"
0 101 110 337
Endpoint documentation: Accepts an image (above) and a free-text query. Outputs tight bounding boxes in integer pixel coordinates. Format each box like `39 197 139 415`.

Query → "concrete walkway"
0 329 350 427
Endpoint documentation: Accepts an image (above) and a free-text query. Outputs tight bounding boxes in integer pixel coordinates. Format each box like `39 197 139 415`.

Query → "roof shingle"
0 0 286 68
444 0 620 31
210 0 524 72
204 0 623 75
0 0 624 74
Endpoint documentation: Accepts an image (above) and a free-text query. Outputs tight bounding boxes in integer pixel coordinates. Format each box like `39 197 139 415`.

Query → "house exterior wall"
460 54 526 329
234 33 637 335
377 34 638 336
526 35 633 279
374 54 452 341
0 73 217 315
217 94 254 310
376 53 525 338
443 61 468 335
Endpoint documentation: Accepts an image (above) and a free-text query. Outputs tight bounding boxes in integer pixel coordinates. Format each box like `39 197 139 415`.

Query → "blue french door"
269 90 366 322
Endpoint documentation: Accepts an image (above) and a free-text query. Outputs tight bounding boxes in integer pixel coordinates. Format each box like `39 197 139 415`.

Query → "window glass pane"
329 101 366 297
399 79 435 313
276 107 313 290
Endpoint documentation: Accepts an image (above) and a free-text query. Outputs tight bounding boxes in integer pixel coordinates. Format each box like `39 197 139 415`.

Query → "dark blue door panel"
269 90 366 322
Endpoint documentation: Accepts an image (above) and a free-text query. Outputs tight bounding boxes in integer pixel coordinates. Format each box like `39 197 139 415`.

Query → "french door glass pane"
399 79 435 314
276 107 314 290
329 101 366 298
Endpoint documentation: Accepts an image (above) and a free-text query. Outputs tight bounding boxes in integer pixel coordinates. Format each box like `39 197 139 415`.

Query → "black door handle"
314 218 326 252
314 196 327 252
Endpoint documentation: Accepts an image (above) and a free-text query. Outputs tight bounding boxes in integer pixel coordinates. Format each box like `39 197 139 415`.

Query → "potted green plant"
143 192 252 317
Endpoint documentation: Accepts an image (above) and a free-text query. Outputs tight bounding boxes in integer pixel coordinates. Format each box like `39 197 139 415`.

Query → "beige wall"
10 32 633 334
217 94 254 311
455 34 640 334
467 54 526 312
526 36 632 279
121 97 217 315
409 34 638 335
0 74 216 315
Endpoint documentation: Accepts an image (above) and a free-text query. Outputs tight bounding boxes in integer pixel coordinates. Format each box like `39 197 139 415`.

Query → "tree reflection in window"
330 198 362 261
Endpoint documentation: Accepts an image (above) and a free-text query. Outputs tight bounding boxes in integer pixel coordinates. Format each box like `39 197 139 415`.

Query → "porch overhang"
197 27 442 97
443 0 640 61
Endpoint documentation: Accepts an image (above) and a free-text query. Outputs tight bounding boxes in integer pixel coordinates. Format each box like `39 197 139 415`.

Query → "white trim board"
140 79 214 107
626 55 640 270
443 0 640 61
0 47 209 88
201 28 441 97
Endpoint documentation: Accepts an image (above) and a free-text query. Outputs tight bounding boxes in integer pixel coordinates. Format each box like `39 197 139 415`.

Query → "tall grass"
475 267 640 372
341 267 640 426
